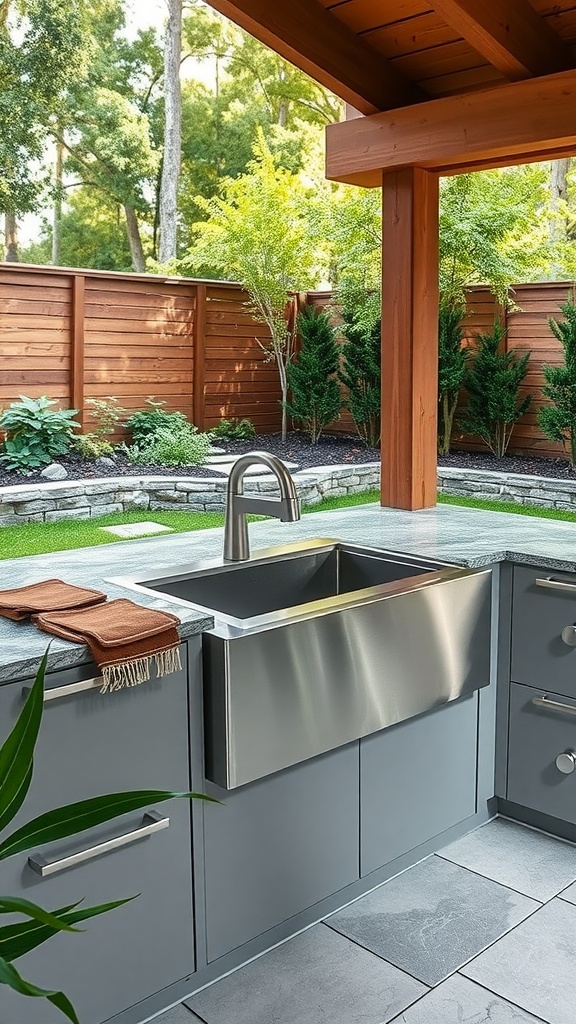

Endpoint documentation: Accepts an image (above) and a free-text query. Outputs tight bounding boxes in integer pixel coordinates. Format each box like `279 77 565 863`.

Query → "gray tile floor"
153 817 576 1024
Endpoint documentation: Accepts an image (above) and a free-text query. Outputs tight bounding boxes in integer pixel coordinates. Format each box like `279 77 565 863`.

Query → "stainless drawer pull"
531 695 576 717
28 811 169 877
556 751 576 774
22 677 103 703
535 577 576 593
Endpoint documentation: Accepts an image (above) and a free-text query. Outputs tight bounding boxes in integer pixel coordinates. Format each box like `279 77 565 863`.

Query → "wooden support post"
193 283 207 430
381 168 439 510
70 274 85 428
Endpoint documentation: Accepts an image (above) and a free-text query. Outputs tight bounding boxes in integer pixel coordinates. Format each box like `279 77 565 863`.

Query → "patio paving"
151 816 576 1024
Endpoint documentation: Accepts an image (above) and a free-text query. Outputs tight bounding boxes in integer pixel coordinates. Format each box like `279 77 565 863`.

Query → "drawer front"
508 681 576 824
0 653 195 1024
0 653 190 816
0 801 194 1024
511 565 576 698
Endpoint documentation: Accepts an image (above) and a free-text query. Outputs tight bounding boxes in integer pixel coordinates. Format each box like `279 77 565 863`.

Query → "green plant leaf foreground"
0 896 81 933
0 790 219 860
0 649 46 833
0 955 80 1024
0 899 132 962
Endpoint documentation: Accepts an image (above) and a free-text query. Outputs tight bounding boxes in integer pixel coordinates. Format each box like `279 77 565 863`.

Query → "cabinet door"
0 655 195 1024
511 565 576 697
508 681 576 824
203 742 360 963
361 694 478 877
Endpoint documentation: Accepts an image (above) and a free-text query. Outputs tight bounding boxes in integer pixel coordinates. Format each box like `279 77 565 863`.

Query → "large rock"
95 456 116 469
40 463 68 481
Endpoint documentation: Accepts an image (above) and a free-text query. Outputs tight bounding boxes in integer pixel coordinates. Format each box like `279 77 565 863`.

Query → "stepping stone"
206 454 241 464
208 446 227 454
208 459 300 477
99 522 173 538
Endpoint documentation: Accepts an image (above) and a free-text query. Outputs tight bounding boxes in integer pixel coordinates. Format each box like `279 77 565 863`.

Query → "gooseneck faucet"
223 451 301 561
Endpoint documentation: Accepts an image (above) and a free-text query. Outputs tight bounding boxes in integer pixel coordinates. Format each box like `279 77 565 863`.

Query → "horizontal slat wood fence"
0 264 575 457
0 265 282 436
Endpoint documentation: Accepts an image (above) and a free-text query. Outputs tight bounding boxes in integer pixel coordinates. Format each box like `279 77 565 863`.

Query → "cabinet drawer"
511 565 576 698
0 654 190 813
508 681 576 824
0 801 194 1024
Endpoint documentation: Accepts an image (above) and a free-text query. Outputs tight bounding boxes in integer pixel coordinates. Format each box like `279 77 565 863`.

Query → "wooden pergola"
204 0 576 509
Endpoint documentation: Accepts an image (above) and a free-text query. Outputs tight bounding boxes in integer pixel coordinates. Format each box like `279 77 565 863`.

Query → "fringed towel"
32 599 182 693
0 579 106 621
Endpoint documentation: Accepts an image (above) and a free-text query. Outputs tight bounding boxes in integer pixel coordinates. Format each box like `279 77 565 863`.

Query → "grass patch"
0 490 382 561
439 492 576 524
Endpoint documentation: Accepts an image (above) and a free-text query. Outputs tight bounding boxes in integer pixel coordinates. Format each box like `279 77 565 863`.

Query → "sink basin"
141 544 434 622
112 539 492 789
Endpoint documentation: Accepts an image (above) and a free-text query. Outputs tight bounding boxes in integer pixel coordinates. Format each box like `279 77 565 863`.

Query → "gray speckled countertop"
2 501 576 682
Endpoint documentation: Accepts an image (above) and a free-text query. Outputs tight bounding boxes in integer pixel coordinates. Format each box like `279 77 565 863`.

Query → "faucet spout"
223 451 301 561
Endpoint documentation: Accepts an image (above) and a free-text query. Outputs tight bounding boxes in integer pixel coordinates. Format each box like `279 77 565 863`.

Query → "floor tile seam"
325 889 546 989
452 973 551 1024
180 1007 208 1024
497 812 576 849
455 899 553 986
321 919 433 988
433 851 548 903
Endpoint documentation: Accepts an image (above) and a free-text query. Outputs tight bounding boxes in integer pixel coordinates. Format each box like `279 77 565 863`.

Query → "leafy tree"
21 187 134 270
438 302 468 455
0 0 92 254
285 305 343 443
439 167 551 305
339 309 381 448
539 296 576 465
184 131 323 440
460 321 532 457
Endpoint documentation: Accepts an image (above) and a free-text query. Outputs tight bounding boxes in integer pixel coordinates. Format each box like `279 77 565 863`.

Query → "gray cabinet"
511 565 576 698
202 741 360 963
508 681 576 824
0 653 195 1024
360 693 478 876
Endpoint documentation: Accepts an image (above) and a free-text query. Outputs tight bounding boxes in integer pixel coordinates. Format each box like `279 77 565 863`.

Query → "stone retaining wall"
0 464 381 526
438 466 576 510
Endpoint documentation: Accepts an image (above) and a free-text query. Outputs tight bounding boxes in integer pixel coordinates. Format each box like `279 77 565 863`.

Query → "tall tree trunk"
51 136 64 266
124 205 146 273
158 0 182 263
4 212 19 261
549 158 571 276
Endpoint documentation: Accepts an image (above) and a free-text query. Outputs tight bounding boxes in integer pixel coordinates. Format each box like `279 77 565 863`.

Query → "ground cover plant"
0 397 79 474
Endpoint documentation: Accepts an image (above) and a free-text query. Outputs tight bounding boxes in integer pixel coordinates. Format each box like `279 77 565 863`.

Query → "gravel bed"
438 450 576 480
0 433 380 489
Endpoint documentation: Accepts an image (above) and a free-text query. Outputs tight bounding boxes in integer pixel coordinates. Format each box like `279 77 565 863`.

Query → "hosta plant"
0 650 214 1022
0 397 78 474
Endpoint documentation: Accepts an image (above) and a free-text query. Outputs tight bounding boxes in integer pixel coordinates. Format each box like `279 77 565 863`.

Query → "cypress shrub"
438 302 468 455
460 321 531 457
285 305 343 444
539 297 576 465
339 312 381 448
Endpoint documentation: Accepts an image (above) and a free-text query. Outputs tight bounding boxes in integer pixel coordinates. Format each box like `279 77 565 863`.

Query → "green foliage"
460 322 532 457
0 396 78 474
285 306 342 443
539 296 576 465
184 130 323 439
134 425 212 467
21 188 135 271
0 649 217 1019
73 434 114 460
439 167 551 305
438 303 468 455
339 310 381 448
85 396 126 437
125 399 189 448
210 418 256 441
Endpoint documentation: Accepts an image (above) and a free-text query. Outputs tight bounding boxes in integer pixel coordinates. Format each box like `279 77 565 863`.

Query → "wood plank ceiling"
206 1 576 113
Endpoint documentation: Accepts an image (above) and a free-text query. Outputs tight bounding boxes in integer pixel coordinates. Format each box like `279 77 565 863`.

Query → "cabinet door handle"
535 577 576 594
22 677 103 703
531 695 576 718
28 810 169 877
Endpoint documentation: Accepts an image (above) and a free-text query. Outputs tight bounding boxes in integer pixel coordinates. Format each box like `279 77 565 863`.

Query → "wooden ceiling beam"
430 0 572 81
202 0 426 115
325 68 576 185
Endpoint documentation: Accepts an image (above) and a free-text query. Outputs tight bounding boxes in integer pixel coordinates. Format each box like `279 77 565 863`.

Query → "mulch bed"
0 433 381 489
1 433 574 489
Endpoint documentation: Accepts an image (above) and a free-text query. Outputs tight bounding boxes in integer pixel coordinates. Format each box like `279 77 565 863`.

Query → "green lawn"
2 487 574 561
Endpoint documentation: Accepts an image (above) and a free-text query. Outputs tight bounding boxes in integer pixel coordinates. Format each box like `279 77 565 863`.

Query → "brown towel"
0 579 106 621
32 599 182 692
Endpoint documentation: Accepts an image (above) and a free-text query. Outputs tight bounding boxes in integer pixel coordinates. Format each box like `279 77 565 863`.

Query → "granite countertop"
2 501 576 682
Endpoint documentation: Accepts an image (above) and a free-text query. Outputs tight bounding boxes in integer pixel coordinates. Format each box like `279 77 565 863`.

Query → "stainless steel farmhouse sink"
112 539 492 789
